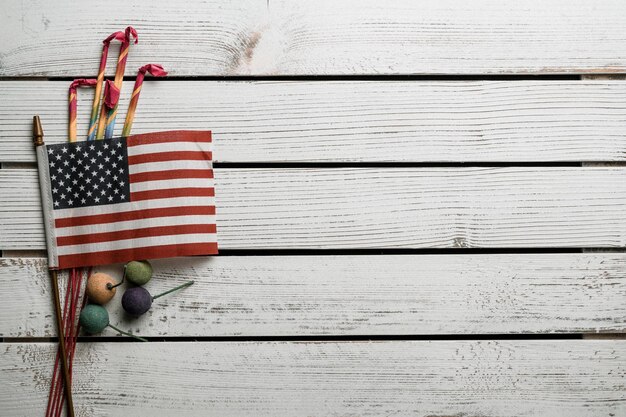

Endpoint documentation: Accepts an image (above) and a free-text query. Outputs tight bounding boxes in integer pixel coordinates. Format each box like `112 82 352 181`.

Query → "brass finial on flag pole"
33 115 76 417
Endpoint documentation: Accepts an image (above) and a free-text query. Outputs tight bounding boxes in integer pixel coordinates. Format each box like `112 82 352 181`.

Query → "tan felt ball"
86 273 117 305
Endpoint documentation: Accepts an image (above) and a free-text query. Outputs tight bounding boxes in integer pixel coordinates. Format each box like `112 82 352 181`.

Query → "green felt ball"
79 304 109 334
125 260 153 286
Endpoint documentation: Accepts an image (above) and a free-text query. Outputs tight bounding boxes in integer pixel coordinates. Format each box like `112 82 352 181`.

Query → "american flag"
36 131 218 270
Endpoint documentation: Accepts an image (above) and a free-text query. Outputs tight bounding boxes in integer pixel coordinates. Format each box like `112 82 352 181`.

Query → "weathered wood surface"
1 341 624 417
2 80 626 163
3 0 626 76
2 255 625 337
2 167 626 250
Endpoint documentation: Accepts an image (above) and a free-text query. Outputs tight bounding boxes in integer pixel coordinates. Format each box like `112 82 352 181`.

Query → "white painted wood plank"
3 80 626 163
1 341 624 416
1 255 625 337
2 167 626 250
3 0 626 76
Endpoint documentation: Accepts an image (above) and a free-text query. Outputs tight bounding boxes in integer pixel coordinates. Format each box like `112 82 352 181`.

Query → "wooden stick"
33 115 75 417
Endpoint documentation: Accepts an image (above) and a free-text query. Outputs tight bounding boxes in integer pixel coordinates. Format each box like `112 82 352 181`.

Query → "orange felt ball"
86 273 117 305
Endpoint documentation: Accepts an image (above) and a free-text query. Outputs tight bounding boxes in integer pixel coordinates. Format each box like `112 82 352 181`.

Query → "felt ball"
79 304 109 334
86 272 117 305
122 286 153 316
125 260 153 286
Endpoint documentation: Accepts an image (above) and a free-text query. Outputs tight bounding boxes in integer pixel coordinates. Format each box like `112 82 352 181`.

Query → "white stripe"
57 233 218 256
127 141 212 157
55 215 216 237
130 178 213 192
128 160 212 174
55 196 215 219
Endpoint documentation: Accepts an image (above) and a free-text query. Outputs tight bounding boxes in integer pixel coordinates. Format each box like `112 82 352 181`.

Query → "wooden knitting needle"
33 115 75 417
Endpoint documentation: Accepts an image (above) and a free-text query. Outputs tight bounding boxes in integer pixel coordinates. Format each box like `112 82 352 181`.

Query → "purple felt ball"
122 286 153 316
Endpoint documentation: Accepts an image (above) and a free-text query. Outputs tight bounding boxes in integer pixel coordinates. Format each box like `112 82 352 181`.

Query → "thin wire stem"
108 324 148 342
107 265 126 290
152 280 194 300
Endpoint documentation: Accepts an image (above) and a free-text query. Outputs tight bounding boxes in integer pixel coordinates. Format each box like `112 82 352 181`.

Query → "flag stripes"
45 130 217 269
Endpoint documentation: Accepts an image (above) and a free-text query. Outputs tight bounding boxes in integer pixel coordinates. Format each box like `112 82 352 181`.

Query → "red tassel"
103 31 125 45
125 26 138 44
103 80 120 108
139 64 168 77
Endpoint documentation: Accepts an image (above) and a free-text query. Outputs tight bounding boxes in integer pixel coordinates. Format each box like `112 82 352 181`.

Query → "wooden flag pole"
33 115 75 417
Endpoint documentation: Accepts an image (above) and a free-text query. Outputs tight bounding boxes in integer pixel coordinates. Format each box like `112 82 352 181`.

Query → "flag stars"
49 138 129 209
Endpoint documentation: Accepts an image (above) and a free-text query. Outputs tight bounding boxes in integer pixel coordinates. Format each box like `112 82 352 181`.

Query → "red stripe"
131 187 215 202
58 242 218 270
57 224 217 246
128 150 212 165
130 169 214 183
55 206 216 228
127 130 211 147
